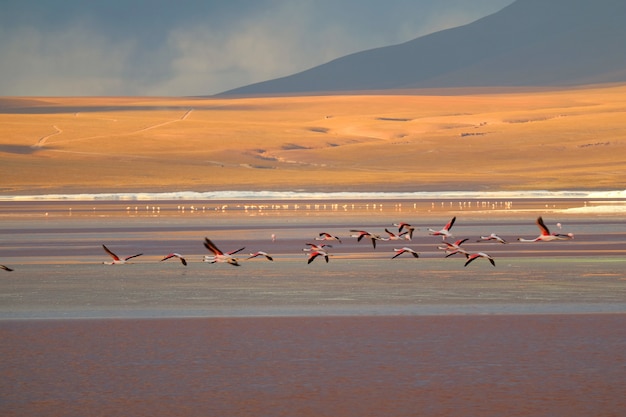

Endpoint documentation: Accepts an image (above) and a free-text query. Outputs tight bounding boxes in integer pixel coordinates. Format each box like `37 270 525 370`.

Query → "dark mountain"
219 0 626 96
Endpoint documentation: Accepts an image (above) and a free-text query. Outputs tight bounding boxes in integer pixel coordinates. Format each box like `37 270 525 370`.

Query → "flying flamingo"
384 228 409 241
393 222 416 240
477 233 507 244
307 249 329 264
428 217 456 240
315 232 342 243
350 229 387 249
464 252 495 267
303 243 333 252
203 238 245 266
247 251 274 261
1 264 13 272
161 253 187 266
438 238 469 257
102 245 143 265
391 247 419 259
517 217 574 242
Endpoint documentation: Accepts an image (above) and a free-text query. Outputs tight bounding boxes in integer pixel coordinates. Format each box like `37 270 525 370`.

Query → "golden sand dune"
1 85 625 194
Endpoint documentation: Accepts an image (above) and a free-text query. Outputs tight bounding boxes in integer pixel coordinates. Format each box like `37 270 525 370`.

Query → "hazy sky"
0 0 514 96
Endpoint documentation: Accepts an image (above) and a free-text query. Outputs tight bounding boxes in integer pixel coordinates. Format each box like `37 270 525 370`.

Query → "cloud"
0 0 514 96
0 23 140 96
152 3 364 95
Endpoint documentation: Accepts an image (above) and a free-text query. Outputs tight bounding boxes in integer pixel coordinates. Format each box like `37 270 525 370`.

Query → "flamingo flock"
0 216 577 271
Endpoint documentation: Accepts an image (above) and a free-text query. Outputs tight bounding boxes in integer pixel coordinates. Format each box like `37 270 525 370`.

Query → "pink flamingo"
391 247 419 259
477 233 507 244
102 245 143 265
438 238 469 257
393 222 416 240
203 238 245 266
161 253 187 266
350 229 387 249
247 251 274 261
464 252 495 267
307 250 329 264
428 217 456 240
384 228 409 241
517 217 574 242
315 232 342 243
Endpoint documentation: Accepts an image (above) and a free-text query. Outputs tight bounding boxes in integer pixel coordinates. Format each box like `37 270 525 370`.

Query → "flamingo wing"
444 216 456 231
228 247 246 255
204 238 224 255
536 217 551 236
161 253 186 265
102 245 120 261
124 253 143 261
464 254 479 267
1 265 13 271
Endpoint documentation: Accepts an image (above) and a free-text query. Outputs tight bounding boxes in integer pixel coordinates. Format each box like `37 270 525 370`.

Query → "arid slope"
1 85 625 194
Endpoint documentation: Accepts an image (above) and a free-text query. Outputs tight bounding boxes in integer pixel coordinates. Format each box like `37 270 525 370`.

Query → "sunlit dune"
1 84 625 194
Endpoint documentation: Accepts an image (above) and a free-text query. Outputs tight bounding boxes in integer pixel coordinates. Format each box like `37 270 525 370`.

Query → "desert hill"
220 0 626 96
1 84 625 194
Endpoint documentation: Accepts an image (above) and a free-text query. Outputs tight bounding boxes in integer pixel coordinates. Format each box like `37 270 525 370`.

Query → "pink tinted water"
2 314 625 417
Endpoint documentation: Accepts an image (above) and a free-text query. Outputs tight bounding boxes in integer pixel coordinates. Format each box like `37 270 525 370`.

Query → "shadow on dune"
0 144 50 155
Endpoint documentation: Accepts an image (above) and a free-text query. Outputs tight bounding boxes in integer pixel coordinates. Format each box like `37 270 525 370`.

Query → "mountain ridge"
219 0 626 96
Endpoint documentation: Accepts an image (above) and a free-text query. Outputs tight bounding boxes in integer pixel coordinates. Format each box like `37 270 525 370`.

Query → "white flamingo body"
477 233 507 244
517 217 574 242
102 244 143 265
392 247 419 259
464 252 495 267
161 253 187 266
203 238 244 266
428 217 456 240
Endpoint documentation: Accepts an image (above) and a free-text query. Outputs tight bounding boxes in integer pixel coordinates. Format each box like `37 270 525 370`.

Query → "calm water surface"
1 200 625 416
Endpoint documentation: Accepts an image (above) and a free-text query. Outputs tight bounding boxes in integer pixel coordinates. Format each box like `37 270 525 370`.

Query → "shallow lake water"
1 199 625 416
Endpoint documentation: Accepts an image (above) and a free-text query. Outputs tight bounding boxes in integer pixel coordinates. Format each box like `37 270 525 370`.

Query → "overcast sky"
0 0 514 96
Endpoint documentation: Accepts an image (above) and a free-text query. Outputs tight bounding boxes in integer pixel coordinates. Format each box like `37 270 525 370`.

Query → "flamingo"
428 217 456 240
350 229 387 249
517 217 575 242
102 244 143 265
203 238 245 266
391 247 419 259
307 249 329 264
1 264 13 272
384 228 409 241
477 233 507 244
393 222 416 240
438 238 469 257
247 251 274 261
161 253 187 266
303 242 333 252
315 232 342 243
464 252 495 267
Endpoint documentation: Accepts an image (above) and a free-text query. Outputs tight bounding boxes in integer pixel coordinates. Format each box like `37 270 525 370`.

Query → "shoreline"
2 189 625 201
